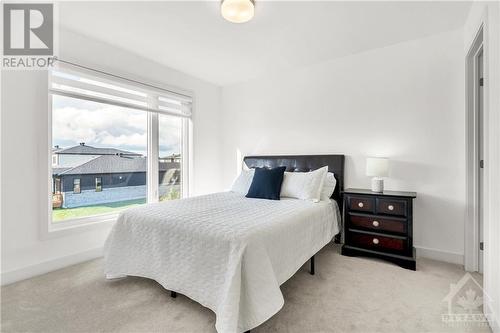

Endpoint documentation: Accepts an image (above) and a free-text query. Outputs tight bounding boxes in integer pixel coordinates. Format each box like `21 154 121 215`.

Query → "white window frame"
73 178 81 194
44 62 193 236
95 177 102 192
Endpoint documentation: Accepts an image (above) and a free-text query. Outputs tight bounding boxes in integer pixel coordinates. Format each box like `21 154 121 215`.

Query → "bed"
104 155 344 333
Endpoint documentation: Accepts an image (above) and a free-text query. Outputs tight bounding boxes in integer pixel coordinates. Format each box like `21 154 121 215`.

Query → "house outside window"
49 63 192 226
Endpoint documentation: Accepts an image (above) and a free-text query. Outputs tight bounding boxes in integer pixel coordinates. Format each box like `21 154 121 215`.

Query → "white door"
477 49 484 274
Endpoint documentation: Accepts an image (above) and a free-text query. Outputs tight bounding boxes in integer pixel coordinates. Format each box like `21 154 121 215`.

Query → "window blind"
49 61 192 118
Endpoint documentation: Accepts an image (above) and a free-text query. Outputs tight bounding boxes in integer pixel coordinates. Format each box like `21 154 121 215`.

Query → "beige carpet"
1 244 490 333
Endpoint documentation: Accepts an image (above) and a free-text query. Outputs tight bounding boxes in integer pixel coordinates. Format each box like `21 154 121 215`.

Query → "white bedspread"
104 192 340 333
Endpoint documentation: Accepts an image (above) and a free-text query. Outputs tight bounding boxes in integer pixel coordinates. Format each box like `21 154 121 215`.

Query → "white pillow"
320 172 337 201
280 166 328 202
230 169 255 194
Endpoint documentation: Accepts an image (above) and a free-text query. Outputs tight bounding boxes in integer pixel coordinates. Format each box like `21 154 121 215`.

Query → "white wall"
464 2 500 332
0 29 223 284
221 29 465 264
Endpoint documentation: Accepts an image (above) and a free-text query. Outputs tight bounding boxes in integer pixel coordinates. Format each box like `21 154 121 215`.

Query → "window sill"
41 213 118 240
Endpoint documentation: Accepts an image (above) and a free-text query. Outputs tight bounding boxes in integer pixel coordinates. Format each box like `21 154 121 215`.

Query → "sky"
52 95 181 157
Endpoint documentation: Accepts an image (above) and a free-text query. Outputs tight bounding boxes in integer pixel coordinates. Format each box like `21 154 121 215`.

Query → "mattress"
104 191 340 333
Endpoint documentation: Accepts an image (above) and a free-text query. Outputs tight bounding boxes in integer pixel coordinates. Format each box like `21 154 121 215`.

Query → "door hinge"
480 242 484 251
479 78 484 86
480 160 484 169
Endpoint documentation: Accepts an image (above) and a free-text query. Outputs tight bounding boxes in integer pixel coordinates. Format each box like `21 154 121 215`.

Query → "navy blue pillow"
246 166 286 200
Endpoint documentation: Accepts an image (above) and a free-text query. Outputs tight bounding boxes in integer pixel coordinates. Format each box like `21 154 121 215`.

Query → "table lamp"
366 157 389 192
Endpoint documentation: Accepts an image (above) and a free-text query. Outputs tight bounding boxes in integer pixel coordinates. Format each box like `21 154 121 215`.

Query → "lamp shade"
366 157 389 177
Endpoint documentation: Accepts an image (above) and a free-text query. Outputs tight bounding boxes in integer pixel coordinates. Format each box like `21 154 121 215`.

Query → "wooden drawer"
348 214 406 234
347 231 407 254
376 198 407 217
348 196 375 213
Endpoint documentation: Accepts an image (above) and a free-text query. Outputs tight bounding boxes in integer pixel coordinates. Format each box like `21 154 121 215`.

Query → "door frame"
464 25 486 272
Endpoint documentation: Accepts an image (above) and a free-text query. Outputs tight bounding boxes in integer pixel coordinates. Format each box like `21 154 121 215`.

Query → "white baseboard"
415 245 464 265
485 302 500 333
1 247 103 286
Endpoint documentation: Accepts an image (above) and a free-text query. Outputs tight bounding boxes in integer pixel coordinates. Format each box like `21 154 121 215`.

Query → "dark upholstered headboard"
243 154 345 208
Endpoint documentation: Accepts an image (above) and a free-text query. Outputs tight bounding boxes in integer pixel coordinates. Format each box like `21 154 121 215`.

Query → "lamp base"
371 178 384 193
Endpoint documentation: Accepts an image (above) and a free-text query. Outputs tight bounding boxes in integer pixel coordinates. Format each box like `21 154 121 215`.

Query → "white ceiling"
59 1 471 86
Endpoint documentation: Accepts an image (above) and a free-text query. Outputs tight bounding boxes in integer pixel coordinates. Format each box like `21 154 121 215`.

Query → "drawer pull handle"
372 238 379 245
358 202 364 208
388 205 394 211
372 221 379 227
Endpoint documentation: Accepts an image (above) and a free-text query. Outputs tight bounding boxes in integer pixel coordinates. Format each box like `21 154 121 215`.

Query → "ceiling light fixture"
221 0 255 23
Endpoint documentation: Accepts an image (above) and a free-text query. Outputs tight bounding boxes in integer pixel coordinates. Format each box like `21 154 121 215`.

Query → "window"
95 177 102 192
49 62 192 225
54 178 61 194
73 179 81 194
159 115 183 201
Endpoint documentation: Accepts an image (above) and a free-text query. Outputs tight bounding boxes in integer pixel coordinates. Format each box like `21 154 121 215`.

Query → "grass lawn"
52 198 146 222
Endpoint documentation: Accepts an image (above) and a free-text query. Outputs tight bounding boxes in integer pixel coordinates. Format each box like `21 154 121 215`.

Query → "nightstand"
341 188 417 270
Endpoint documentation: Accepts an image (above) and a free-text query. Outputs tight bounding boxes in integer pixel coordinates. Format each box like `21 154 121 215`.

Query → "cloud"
98 132 147 147
52 95 182 156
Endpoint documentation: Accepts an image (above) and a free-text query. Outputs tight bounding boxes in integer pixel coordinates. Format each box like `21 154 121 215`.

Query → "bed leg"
170 291 177 298
310 256 315 275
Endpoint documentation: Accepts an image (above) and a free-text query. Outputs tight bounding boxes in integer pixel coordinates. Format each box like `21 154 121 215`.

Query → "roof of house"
54 144 141 156
52 167 72 175
54 155 179 176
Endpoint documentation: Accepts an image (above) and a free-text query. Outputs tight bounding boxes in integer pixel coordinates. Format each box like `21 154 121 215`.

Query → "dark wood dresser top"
343 188 417 198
